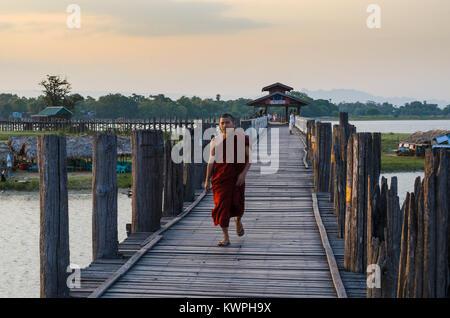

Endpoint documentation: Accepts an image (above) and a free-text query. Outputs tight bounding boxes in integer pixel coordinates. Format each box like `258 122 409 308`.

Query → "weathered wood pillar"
163 136 174 217
434 149 448 298
367 176 381 269
183 128 195 202
313 122 332 193
366 175 403 298
384 177 402 297
422 149 437 297
370 133 382 191
131 130 164 232
393 148 450 298
413 177 424 298
92 133 118 261
163 135 185 217
344 133 369 273
38 135 70 298
306 120 315 164
328 124 338 202
333 116 355 238
397 189 418 298
366 236 385 298
422 148 449 298
173 157 185 215
192 124 204 190
199 121 209 188
344 133 354 268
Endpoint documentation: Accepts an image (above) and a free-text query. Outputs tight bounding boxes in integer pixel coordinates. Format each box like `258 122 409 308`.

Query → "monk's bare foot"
217 239 230 247
235 218 245 236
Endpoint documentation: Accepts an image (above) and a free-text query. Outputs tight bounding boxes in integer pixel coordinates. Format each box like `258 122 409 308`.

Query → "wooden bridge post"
343 132 381 274
163 135 185 217
192 124 204 191
383 177 402 297
397 189 418 298
422 149 437 297
366 236 385 298
313 122 331 192
366 176 390 298
329 124 338 202
163 128 185 216
173 121 185 215
344 133 368 273
163 135 174 217
183 128 195 202
394 148 450 298
367 176 403 298
37 135 70 298
332 113 356 238
433 149 448 298
422 148 449 297
199 120 208 187
92 133 118 261
306 120 315 164
131 130 164 232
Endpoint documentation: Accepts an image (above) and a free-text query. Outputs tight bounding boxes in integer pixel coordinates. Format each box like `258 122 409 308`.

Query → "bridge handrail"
294 116 310 134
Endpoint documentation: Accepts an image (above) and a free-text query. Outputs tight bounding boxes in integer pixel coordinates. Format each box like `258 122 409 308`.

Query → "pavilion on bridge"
246 82 309 122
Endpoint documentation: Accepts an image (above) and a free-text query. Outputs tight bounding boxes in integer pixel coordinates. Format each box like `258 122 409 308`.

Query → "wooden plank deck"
316 193 367 298
70 124 366 298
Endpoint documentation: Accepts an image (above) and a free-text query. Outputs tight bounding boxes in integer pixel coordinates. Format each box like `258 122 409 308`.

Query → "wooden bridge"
69 124 366 298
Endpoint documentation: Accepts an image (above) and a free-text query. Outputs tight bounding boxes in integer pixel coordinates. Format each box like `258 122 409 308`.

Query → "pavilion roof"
262 82 293 92
246 91 309 107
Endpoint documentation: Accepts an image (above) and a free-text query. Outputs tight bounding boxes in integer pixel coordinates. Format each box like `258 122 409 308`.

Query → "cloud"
0 23 12 31
0 0 268 36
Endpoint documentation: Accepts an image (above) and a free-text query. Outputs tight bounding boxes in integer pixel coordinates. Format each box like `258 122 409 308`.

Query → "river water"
0 191 132 298
327 119 449 133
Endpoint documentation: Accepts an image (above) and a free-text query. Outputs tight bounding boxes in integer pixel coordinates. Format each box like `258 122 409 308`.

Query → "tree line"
0 75 449 120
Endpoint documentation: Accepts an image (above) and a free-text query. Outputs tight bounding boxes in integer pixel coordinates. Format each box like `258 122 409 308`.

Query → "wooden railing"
0 118 218 133
300 112 449 298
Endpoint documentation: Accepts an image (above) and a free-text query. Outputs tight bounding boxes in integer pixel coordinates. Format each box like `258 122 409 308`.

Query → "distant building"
246 82 309 122
397 130 450 156
32 106 73 120
432 133 450 149
11 112 22 119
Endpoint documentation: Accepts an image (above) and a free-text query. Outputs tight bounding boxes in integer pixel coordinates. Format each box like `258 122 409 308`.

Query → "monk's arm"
236 144 251 186
241 144 251 175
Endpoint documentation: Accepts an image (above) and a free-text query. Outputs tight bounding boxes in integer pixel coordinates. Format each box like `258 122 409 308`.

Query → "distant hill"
300 88 450 109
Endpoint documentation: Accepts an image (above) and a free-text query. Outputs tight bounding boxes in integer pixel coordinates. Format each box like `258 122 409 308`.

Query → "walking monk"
204 114 251 247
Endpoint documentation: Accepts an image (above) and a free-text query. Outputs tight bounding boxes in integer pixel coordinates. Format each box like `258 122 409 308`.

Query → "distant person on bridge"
204 114 251 247
289 110 296 135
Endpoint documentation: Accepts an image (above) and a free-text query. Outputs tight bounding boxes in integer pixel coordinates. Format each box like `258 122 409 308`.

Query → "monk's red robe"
211 132 250 228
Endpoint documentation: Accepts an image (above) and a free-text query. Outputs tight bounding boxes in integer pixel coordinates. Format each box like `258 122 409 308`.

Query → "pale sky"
0 0 449 101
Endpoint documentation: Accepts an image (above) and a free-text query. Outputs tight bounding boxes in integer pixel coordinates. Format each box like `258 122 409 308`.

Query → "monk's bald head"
219 113 236 134
220 113 235 123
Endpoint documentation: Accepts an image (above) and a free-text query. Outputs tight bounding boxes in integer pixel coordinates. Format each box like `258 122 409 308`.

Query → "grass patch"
0 173 132 191
380 133 425 172
0 131 61 143
381 154 425 172
117 174 132 188
0 179 40 191
381 133 410 154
